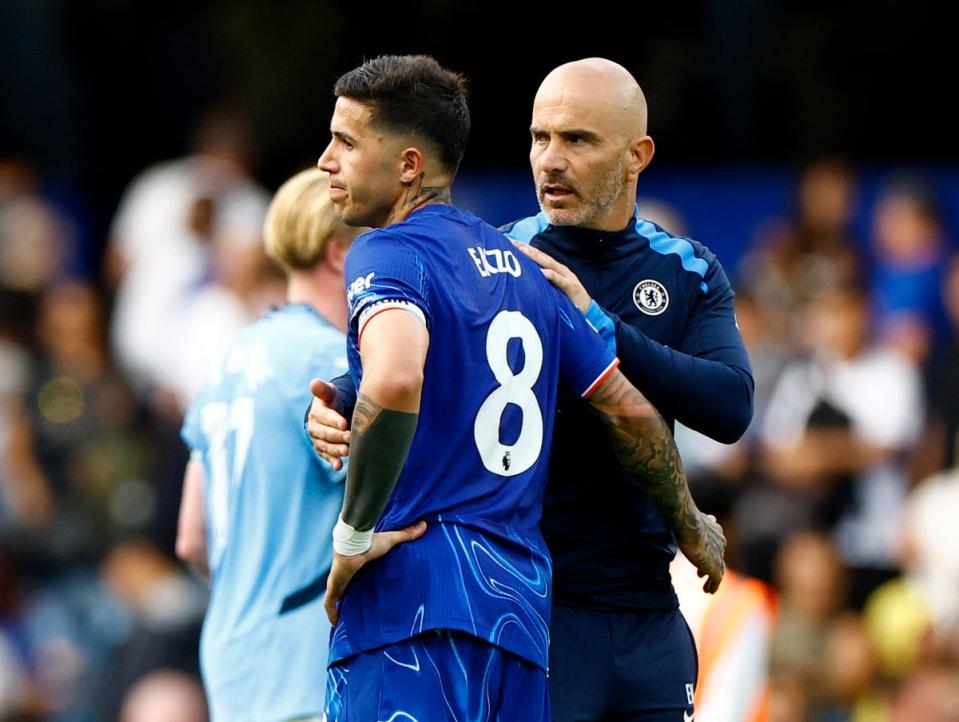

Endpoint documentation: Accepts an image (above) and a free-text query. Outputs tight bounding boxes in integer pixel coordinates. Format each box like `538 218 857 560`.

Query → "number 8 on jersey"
473 310 544 477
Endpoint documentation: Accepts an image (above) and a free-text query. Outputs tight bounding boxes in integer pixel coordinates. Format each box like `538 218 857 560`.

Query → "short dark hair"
333 55 470 173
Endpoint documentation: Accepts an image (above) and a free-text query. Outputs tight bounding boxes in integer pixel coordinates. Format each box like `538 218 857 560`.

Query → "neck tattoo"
386 173 451 225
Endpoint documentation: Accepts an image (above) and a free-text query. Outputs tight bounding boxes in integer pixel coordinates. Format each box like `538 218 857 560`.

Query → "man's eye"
532 133 548 144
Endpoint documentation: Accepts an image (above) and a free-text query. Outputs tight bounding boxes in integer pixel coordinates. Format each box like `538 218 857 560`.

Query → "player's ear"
626 135 655 181
399 146 426 185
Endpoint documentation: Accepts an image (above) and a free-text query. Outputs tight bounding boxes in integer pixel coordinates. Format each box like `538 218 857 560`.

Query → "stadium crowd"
1 136 957 720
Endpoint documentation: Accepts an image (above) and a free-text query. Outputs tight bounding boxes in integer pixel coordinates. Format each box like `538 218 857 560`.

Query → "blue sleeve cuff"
584 300 617 355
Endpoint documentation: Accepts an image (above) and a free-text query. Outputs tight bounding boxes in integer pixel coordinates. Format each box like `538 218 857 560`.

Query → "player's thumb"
310 378 336 403
392 520 428 545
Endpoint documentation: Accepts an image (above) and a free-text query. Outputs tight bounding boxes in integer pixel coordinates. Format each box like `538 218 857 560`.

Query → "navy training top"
501 211 753 610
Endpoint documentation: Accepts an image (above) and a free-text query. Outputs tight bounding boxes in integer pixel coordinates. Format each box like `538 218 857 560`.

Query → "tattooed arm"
325 307 430 623
587 368 726 593
340 392 419 530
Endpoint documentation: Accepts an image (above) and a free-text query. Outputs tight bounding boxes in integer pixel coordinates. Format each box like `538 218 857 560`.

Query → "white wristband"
332 516 373 556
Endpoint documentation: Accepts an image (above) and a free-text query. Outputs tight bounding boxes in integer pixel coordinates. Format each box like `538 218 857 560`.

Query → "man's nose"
537 139 567 174
318 143 336 172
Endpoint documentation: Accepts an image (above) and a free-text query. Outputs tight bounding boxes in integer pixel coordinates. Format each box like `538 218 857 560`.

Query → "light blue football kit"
182 304 348 722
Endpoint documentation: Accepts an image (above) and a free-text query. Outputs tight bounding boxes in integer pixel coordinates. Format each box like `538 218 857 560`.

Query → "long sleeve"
330 371 359 420
606 263 754 443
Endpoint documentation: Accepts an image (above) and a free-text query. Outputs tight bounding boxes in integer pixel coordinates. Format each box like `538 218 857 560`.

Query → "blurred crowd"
1 126 957 722
671 159 959 722
0 113 282 722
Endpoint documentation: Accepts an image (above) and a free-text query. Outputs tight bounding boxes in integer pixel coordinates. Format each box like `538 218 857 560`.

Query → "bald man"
504 57 753 722
309 58 753 721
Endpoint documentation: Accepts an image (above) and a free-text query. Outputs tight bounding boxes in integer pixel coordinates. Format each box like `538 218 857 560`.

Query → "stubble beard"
537 155 628 228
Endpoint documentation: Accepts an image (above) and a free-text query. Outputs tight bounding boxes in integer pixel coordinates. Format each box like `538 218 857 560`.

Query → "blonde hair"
263 168 354 272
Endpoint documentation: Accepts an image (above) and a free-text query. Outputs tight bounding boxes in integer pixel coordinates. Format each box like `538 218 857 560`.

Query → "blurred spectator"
119 669 207 722
739 159 862 350
921 254 959 474
900 462 959 646
0 554 35 719
673 554 776 722
762 283 922 604
862 576 932 682
0 159 75 293
819 613 882 721
98 539 207 720
888 665 959 722
676 290 791 574
769 672 810 722
859 462 959 680
0 290 50 536
106 109 271 409
870 177 951 364
12 283 153 567
23 576 121 720
769 533 847 691
0 632 28 716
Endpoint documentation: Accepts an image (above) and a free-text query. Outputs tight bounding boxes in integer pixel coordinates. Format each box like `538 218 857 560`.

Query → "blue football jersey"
181 304 349 722
331 205 617 671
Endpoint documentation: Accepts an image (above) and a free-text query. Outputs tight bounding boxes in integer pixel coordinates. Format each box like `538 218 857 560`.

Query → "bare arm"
587 368 726 592
340 308 428 530
325 308 430 623
175 458 210 582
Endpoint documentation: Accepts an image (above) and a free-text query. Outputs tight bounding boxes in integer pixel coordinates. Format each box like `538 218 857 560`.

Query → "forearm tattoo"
590 372 704 543
341 392 419 531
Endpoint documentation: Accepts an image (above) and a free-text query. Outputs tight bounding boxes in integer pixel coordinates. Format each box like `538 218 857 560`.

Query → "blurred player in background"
311 58 751 721
313 54 723 722
176 168 361 721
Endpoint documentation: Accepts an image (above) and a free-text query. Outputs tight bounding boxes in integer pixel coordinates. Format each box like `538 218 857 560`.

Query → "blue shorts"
326 630 549 722
549 605 698 722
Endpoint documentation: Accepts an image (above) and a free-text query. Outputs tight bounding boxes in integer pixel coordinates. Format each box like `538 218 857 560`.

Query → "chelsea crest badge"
633 279 669 315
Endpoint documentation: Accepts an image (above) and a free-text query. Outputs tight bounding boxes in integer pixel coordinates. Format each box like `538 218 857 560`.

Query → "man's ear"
626 135 655 181
399 146 426 185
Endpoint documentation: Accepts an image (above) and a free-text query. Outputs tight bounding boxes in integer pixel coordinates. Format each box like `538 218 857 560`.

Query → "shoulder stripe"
635 217 710 294
581 358 621 399
504 213 550 244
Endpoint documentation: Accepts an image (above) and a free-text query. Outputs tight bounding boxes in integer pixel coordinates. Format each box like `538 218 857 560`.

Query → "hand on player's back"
308 379 351 470
512 241 592 312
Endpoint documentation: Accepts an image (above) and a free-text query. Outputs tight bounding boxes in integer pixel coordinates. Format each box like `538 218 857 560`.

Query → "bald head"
528 58 654 230
536 58 648 138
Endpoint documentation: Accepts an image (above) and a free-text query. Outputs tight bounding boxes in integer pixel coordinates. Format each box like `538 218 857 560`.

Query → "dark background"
1 0 955 266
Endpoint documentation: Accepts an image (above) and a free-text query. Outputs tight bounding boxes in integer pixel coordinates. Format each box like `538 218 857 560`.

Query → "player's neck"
286 266 348 333
382 173 453 227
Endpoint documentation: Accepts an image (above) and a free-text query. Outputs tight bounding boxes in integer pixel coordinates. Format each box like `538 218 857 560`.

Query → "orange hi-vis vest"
672 558 779 722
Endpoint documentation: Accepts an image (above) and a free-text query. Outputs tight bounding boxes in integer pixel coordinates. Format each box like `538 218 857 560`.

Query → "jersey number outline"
473 310 544 477
199 397 255 559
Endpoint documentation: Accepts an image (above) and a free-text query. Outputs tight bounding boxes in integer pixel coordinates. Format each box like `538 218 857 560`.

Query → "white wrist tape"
332 516 373 556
